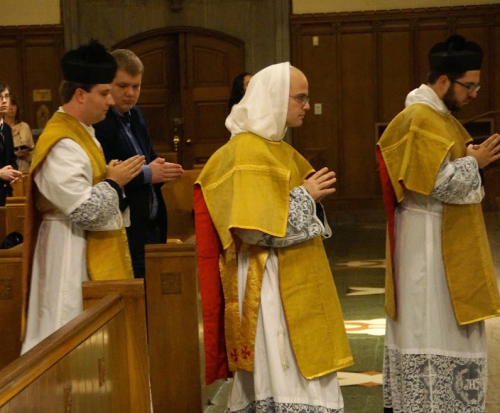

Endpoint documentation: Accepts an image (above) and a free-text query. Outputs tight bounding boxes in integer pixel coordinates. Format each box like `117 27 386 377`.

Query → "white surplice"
383 85 488 412
21 114 126 354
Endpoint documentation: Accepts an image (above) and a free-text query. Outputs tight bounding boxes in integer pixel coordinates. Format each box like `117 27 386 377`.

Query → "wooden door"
181 32 245 166
114 28 245 168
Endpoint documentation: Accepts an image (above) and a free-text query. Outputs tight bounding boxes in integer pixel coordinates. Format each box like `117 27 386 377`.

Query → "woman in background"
228 72 252 112
4 95 34 171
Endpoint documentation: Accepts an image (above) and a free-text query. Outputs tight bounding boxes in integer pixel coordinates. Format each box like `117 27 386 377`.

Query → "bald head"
286 67 310 128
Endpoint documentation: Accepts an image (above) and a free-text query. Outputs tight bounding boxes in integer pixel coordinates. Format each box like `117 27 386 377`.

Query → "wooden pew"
0 294 135 412
82 280 151 413
145 240 203 412
82 242 203 412
162 168 201 242
0 244 23 371
4 196 26 238
0 197 25 245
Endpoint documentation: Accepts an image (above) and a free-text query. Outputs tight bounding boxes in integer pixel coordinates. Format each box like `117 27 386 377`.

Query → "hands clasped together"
0 165 23 184
105 155 184 187
302 167 337 203
466 133 500 168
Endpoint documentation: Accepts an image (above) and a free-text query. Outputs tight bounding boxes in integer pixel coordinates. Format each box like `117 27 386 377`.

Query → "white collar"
405 84 450 115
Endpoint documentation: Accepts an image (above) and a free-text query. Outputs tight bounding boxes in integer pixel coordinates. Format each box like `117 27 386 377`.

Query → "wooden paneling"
379 31 412 122
295 33 339 176
0 26 64 134
291 4 500 210
414 28 450 85
341 32 377 198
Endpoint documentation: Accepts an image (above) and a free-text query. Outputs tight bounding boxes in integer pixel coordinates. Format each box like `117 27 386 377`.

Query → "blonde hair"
111 49 144 76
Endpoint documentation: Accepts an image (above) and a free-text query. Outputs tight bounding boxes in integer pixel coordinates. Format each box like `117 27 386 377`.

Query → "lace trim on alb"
231 396 343 413
383 348 486 413
256 186 326 248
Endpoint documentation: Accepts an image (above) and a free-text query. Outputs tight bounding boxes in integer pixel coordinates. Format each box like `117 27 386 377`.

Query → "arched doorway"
114 27 245 168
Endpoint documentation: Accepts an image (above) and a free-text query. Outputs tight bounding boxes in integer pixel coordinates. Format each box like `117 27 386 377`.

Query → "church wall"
293 0 500 14
61 0 290 75
1 0 60 25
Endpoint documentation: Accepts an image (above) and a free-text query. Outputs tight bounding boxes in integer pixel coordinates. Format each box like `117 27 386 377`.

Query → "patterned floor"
203 211 500 413
325 222 386 412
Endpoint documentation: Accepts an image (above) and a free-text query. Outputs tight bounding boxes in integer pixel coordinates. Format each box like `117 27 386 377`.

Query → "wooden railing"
0 244 23 371
0 294 133 412
82 279 150 413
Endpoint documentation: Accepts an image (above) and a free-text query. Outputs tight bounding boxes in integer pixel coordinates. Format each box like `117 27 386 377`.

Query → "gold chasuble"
25 112 133 282
377 103 500 325
196 132 352 380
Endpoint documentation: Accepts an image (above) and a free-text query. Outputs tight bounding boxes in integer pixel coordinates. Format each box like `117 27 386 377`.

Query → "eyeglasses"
289 94 310 106
448 77 481 93
0 94 11 102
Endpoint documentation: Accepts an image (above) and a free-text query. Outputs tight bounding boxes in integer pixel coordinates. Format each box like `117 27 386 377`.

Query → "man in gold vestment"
195 63 352 413
377 35 500 412
21 40 144 353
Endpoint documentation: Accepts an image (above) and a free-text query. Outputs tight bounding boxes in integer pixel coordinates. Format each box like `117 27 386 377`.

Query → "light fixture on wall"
169 0 184 12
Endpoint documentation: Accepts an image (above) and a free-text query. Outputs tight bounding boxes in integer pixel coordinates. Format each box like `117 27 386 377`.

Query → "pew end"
82 279 151 413
0 243 23 371
0 294 132 412
145 241 203 412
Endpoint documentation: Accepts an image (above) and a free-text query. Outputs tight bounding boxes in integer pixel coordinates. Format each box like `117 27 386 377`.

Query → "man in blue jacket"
94 50 183 278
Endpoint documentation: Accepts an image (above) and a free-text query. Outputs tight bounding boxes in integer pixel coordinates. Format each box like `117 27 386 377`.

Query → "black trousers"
127 218 162 279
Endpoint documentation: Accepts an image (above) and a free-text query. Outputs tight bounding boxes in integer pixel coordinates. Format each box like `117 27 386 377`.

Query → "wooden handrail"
82 279 145 298
0 294 124 406
145 241 196 256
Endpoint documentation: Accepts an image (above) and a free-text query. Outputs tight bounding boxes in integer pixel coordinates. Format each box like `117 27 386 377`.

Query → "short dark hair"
0 81 9 94
59 80 95 104
427 70 467 85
